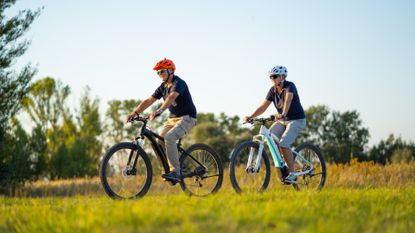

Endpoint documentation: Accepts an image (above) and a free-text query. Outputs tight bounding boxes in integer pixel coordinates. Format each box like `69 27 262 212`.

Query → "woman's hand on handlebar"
243 116 253 123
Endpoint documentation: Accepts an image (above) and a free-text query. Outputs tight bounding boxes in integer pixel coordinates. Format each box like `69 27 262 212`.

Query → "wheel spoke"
293 144 326 191
229 141 270 193
180 144 223 197
100 144 152 199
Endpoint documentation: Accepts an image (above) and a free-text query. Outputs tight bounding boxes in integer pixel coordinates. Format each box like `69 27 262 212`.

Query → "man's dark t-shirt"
152 75 197 118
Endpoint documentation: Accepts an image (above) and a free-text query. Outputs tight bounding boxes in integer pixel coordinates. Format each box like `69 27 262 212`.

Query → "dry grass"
17 160 415 197
328 159 415 188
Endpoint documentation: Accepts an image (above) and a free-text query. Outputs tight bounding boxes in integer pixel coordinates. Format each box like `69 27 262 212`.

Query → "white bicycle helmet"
268 65 287 77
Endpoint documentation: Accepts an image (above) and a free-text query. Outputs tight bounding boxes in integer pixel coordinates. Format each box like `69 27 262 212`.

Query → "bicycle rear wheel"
100 142 152 199
292 143 326 191
229 141 271 193
180 144 223 197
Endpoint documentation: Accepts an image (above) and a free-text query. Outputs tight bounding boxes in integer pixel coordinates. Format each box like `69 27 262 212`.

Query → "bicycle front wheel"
293 143 326 191
229 141 271 193
180 144 223 197
100 142 152 199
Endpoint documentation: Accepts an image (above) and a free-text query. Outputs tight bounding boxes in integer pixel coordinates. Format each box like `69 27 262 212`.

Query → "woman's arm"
281 92 293 117
244 99 272 121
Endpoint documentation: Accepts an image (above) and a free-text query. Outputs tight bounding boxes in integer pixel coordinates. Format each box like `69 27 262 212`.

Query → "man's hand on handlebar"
125 111 138 123
149 108 164 121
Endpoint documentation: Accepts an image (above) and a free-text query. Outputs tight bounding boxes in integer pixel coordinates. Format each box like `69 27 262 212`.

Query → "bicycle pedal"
163 178 178 186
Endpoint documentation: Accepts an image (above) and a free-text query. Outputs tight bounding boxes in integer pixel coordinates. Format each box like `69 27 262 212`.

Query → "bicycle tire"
229 141 271 193
100 142 153 199
292 143 326 191
179 143 223 197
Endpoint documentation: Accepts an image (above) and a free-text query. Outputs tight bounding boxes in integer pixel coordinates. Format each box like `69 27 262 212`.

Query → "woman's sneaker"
282 173 297 184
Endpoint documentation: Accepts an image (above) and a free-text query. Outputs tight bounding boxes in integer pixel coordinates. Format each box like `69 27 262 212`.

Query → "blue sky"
8 0 415 145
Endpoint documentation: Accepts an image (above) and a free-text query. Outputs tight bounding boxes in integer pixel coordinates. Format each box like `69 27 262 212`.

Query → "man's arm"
133 96 157 114
125 96 157 123
158 92 179 111
149 92 180 120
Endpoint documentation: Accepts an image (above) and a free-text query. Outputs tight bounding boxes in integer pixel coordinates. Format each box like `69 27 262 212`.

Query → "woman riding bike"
243 65 306 184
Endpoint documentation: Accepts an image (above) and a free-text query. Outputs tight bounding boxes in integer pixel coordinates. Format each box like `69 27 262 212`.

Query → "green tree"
22 78 104 179
21 77 71 169
190 121 233 162
49 87 103 178
77 87 103 164
320 110 370 163
188 112 252 163
21 77 71 140
0 1 42 194
296 105 330 145
391 147 415 164
105 99 141 145
369 134 415 164
218 113 243 135
0 1 40 130
0 119 46 195
295 105 370 163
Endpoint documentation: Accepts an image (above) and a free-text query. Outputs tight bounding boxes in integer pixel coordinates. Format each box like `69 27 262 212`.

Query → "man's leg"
158 118 176 156
163 116 196 177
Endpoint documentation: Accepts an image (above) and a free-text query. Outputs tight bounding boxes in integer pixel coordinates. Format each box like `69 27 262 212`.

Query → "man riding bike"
243 65 306 184
126 58 197 182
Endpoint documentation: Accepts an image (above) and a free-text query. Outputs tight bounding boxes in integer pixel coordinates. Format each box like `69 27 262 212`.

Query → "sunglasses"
157 69 167 75
269 75 282 80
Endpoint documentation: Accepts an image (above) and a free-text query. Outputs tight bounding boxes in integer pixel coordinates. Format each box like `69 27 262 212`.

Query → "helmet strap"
164 70 174 85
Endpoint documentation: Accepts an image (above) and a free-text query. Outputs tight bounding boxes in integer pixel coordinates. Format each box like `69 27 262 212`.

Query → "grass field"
1 188 414 233
1 161 414 233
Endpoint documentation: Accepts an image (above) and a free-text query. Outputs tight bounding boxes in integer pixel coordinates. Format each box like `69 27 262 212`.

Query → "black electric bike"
100 115 223 199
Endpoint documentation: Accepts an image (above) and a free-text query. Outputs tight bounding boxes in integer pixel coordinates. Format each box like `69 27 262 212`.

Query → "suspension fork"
253 141 264 172
128 138 145 171
246 139 264 173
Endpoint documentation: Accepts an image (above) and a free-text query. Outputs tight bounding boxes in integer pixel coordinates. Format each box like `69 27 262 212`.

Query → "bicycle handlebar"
244 115 276 125
128 115 149 123
128 112 163 124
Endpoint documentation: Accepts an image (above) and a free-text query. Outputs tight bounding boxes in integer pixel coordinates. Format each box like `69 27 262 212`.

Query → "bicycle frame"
248 124 314 177
128 118 206 176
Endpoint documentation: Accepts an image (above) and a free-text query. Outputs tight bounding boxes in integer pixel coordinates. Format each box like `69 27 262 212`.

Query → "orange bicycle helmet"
153 58 176 71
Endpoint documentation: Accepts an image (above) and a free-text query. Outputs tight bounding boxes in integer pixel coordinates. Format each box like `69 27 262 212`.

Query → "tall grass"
16 160 415 197
328 159 415 188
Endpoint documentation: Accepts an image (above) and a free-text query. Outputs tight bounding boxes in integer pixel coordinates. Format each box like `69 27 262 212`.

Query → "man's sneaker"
162 171 182 182
282 173 297 185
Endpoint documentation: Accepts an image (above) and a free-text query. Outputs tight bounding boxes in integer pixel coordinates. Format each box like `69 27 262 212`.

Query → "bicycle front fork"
246 141 264 173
